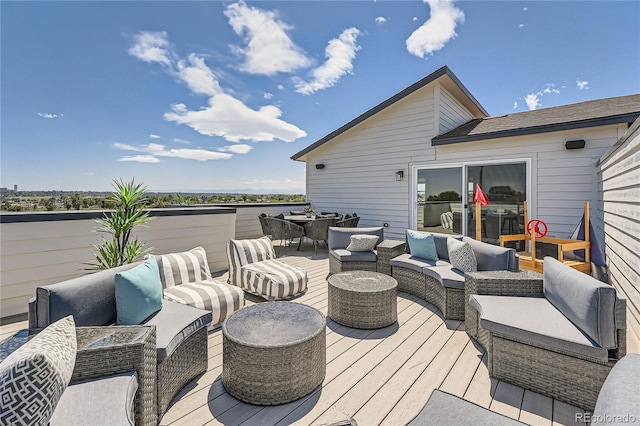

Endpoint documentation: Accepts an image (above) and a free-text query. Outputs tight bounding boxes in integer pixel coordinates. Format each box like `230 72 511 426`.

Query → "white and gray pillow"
346 234 378 252
154 246 212 288
0 316 77 426
447 238 477 273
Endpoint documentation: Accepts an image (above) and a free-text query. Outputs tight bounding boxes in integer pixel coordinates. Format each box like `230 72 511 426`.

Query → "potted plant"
302 205 316 218
86 178 154 270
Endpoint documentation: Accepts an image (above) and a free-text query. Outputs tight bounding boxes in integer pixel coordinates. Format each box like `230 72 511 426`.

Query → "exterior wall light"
315 164 325 170
396 170 404 181
565 140 586 150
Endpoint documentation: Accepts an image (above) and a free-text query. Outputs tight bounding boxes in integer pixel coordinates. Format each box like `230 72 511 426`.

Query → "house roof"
432 94 640 145
291 66 488 161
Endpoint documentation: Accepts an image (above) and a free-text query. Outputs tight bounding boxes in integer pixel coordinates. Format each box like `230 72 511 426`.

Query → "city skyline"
2 1 639 193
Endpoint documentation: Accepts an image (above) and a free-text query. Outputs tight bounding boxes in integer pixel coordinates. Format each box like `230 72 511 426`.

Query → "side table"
465 270 543 346
222 302 326 405
377 240 406 276
73 326 158 426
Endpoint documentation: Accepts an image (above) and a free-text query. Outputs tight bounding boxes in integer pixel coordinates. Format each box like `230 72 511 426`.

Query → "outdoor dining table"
284 215 316 225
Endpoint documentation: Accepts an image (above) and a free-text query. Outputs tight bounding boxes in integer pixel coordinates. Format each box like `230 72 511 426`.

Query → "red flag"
474 184 489 206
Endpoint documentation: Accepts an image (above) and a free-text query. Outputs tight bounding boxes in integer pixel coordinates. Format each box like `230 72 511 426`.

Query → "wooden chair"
499 202 591 274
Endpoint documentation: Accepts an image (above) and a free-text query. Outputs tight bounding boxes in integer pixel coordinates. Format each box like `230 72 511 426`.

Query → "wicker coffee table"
328 270 398 329
222 301 326 405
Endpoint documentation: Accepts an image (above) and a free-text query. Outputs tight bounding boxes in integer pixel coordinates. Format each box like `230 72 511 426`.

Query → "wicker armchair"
258 213 273 238
304 217 338 253
264 216 305 253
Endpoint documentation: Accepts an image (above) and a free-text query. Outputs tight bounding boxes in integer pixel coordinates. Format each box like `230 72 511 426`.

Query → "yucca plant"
86 179 154 270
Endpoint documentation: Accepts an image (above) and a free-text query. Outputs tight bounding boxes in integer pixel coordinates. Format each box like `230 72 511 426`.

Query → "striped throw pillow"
163 280 244 325
155 246 212 288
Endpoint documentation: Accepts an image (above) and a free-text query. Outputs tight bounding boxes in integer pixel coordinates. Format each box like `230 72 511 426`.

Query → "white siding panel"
599 120 640 347
0 210 235 318
439 87 475 134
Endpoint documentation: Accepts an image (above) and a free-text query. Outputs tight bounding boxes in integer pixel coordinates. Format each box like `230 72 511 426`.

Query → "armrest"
376 240 406 275
28 297 37 329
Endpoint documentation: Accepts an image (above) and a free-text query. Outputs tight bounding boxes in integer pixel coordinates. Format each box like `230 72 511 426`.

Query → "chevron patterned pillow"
0 316 77 426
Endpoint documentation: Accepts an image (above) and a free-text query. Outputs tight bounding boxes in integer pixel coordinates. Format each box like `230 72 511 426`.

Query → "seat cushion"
592 354 640 425
154 246 212 288
407 389 525 425
328 227 384 250
330 248 378 263
422 265 465 290
50 371 138 426
141 300 212 363
390 253 448 273
543 257 618 349
240 259 308 300
0 316 77 426
469 295 609 361
163 279 244 325
115 258 163 325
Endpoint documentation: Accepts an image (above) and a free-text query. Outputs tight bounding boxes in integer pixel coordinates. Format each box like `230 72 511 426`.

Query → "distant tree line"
0 192 306 212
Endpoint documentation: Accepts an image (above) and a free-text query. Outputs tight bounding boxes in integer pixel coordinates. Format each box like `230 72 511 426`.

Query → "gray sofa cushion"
462 237 518 271
423 266 465 290
142 300 212 363
543 257 618 349
328 227 384 250
330 248 378 263
470 295 609 362
390 253 449 273
34 262 142 328
591 354 640 425
407 389 525 425
50 371 138 426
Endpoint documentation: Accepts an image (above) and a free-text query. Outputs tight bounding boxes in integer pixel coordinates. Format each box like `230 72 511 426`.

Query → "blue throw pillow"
406 230 438 261
115 258 163 325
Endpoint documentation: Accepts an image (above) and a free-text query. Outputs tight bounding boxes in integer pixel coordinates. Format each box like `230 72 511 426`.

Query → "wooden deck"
3 247 632 425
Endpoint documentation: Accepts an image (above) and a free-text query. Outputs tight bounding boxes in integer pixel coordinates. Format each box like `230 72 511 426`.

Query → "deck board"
1 249 607 425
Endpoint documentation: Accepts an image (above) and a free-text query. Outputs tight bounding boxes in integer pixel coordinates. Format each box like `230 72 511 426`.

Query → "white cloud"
224 1 311 75
264 92 273 99
118 155 162 163
577 79 589 90
130 29 307 144
128 31 172 66
375 16 387 24
519 23 524 28
173 138 190 144
277 84 284 90
164 93 306 142
513 101 518 109
406 0 465 58
523 7 528 11
149 134 161 139
38 113 61 119
543 83 560 94
220 144 253 154
413 17 418 21
113 142 232 162
177 54 223 96
294 28 361 95
524 93 541 110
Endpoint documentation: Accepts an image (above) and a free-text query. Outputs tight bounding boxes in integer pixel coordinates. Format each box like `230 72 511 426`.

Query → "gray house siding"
439 87 475 134
598 118 640 347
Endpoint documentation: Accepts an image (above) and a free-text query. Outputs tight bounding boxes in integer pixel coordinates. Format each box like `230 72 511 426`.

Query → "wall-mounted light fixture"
396 170 404 181
315 163 325 170
565 139 586 150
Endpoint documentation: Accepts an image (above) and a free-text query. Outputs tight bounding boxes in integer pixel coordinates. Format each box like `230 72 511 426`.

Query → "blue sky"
2 1 639 193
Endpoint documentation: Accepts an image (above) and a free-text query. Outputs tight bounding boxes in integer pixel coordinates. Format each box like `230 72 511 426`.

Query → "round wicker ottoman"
328 271 398 329
222 301 326 405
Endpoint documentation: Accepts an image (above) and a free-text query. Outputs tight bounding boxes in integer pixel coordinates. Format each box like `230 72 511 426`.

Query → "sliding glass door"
415 161 528 244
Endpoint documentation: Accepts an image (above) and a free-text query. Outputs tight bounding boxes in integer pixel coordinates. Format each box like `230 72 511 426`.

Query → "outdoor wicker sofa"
328 226 383 274
389 230 519 320
467 257 627 411
408 353 639 425
28 256 217 422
